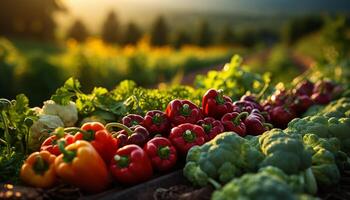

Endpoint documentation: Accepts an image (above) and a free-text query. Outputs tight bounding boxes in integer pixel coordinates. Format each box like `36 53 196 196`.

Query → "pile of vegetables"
1 54 350 200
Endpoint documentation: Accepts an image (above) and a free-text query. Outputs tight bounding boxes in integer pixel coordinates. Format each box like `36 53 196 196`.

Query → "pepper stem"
202 124 212 133
152 113 162 124
114 155 129 168
55 127 66 138
64 127 94 141
208 178 222 189
183 130 196 143
263 123 274 130
216 89 225 104
181 104 191 117
131 120 139 126
233 112 248 125
33 155 49 175
106 122 134 136
158 146 170 159
58 141 76 163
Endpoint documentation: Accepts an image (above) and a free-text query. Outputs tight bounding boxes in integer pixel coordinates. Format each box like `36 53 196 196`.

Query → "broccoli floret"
183 132 263 187
212 166 318 200
259 129 312 174
303 134 342 187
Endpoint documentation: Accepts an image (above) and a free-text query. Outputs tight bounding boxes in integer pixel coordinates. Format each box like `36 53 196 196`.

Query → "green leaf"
51 77 81 105
64 77 82 92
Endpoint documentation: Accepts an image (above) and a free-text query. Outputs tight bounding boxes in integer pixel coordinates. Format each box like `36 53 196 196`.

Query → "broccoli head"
212 166 317 200
184 132 264 187
259 129 312 175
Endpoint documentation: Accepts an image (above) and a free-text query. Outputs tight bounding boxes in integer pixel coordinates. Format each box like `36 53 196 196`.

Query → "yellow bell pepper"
20 151 56 188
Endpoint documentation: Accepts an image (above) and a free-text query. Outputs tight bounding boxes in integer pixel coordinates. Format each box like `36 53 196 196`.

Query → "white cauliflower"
42 100 78 127
29 114 64 151
30 107 43 115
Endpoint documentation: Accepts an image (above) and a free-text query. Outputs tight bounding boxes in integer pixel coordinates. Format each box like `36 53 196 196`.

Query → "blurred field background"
0 0 350 106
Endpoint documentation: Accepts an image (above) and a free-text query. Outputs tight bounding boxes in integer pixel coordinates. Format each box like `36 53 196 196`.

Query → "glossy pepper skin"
221 112 248 136
143 110 170 136
55 140 110 193
269 106 297 128
106 123 149 147
291 95 314 114
122 114 144 127
165 100 202 126
311 92 331 105
232 98 264 114
144 137 177 171
313 80 335 94
294 80 314 96
240 95 263 111
202 89 233 119
40 128 74 156
20 151 56 188
73 122 118 164
110 144 153 185
197 117 225 141
244 109 273 135
270 89 290 106
169 123 206 155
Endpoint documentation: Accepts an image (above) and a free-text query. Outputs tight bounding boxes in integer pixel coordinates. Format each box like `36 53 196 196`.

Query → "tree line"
0 0 349 48
67 12 238 48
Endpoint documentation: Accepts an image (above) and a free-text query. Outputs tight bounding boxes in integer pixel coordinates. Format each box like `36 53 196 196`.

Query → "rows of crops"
0 38 235 105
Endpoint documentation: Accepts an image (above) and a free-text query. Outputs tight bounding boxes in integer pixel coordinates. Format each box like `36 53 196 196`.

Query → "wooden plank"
82 170 188 200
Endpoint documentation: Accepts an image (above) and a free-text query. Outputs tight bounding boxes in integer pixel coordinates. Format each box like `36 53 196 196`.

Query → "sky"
57 0 350 34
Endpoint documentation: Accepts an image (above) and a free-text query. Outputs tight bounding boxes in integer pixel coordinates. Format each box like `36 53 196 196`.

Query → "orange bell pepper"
54 140 110 193
20 151 56 188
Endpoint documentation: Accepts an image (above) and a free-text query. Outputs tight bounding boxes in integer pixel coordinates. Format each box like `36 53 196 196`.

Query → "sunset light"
0 0 350 199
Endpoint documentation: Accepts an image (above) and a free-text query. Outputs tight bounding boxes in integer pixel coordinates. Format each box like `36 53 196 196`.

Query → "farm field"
1 0 350 199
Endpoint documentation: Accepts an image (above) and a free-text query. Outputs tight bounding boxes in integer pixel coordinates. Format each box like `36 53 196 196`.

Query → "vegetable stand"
1 55 350 199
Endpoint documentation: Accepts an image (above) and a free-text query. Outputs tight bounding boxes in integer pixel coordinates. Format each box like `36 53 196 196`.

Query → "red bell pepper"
269 106 297 128
197 117 224 141
311 92 331 105
232 100 256 113
110 144 153 185
144 137 177 171
313 80 335 94
294 80 314 96
122 114 144 127
240 95 263 111
40 128 74 156
143 110 170 136
290 95 314 114
169 123 206 155
106 123 149 147
72 122 118 164
270 89 289 106
202 89 233 119
165 100 202 126
244 109 273 136
221 112 248 136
